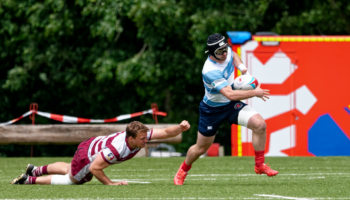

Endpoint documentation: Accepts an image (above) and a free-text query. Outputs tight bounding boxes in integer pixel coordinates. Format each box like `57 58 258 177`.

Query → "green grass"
1 157 349 199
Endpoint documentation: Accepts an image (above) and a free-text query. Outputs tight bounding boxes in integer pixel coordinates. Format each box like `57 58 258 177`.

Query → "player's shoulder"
228 47 234 58
108 132 128 153
107 131 126 145
109 131 126 138
203 57 220 74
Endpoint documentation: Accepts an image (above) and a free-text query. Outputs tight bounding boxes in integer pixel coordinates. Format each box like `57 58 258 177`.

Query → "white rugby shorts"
237 105 259 127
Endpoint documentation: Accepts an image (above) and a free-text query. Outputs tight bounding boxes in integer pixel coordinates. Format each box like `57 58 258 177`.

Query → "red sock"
42 165 48 175
254 150 265 168
181 161 192 172
33 165 49 176
26 176 37 184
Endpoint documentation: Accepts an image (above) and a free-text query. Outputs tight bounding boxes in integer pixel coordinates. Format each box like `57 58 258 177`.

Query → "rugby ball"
233 75 259 90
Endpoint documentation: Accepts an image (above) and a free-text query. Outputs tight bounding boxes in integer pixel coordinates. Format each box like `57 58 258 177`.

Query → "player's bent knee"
51 174 75 185
253 117 266 130
250 117 266 133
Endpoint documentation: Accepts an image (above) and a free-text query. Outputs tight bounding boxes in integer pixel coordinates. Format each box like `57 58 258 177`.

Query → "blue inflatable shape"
308 114 350 156
226 31 251 44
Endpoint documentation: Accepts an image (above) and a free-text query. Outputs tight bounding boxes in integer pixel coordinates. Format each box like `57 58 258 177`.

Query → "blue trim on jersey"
203 84 221 94
215 81 229 91
202 70 224 84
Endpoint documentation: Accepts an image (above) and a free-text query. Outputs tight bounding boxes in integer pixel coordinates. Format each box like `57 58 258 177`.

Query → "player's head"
206 33 228 60
126 121 149 138
126 121 150 148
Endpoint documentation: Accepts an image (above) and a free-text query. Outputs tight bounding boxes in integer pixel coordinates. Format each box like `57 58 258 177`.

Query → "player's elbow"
159 132 172 139
228 96 240 101
226 94 242 101
89 165 100 174
88 165 95 173
221 89 240 101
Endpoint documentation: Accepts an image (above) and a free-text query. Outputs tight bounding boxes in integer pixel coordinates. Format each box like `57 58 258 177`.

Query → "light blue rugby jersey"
202 47 236 107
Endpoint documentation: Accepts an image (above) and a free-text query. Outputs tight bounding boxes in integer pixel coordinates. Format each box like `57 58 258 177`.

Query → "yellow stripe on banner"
237 44 242 74
237 125 242 157
237 47 242 77
348 105 350 109
236 46 242 157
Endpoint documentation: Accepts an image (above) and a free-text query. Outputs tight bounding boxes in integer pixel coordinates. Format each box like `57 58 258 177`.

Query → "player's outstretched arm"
89 154 128 186
151 120 190 140
220 84 270 101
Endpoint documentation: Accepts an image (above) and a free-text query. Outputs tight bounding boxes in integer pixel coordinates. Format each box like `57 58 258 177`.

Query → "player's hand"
255 84 270 101
179 120 190 132
241 69 247 75
113 181 128 185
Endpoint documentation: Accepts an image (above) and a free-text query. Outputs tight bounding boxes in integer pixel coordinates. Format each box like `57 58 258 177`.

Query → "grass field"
1 156 349 199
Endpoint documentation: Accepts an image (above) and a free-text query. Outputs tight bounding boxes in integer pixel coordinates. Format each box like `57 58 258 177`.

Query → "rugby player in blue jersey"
174 33 278 185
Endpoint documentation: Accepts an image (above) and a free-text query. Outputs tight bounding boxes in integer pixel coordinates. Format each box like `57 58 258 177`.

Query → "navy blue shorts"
198 100 247 137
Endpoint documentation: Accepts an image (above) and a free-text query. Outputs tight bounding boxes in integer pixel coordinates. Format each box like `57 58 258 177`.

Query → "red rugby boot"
254 163 278 177
174 167 188 185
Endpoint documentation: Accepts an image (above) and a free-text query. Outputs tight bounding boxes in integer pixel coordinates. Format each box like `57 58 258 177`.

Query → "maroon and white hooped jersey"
87 130 153 164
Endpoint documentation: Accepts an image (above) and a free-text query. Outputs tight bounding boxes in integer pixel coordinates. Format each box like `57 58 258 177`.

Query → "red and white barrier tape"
0 109 167 126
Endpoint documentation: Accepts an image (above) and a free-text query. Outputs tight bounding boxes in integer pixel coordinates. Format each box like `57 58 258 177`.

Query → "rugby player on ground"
11 120 190 185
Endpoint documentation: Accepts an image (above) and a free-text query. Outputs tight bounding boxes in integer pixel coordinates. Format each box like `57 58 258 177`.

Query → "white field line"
255 194 315 200
110 179 150 184
109 175 151 177
110 169 169 171
255 194 350 200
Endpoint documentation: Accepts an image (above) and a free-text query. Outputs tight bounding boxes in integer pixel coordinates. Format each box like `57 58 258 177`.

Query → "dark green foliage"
1 0 350 157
